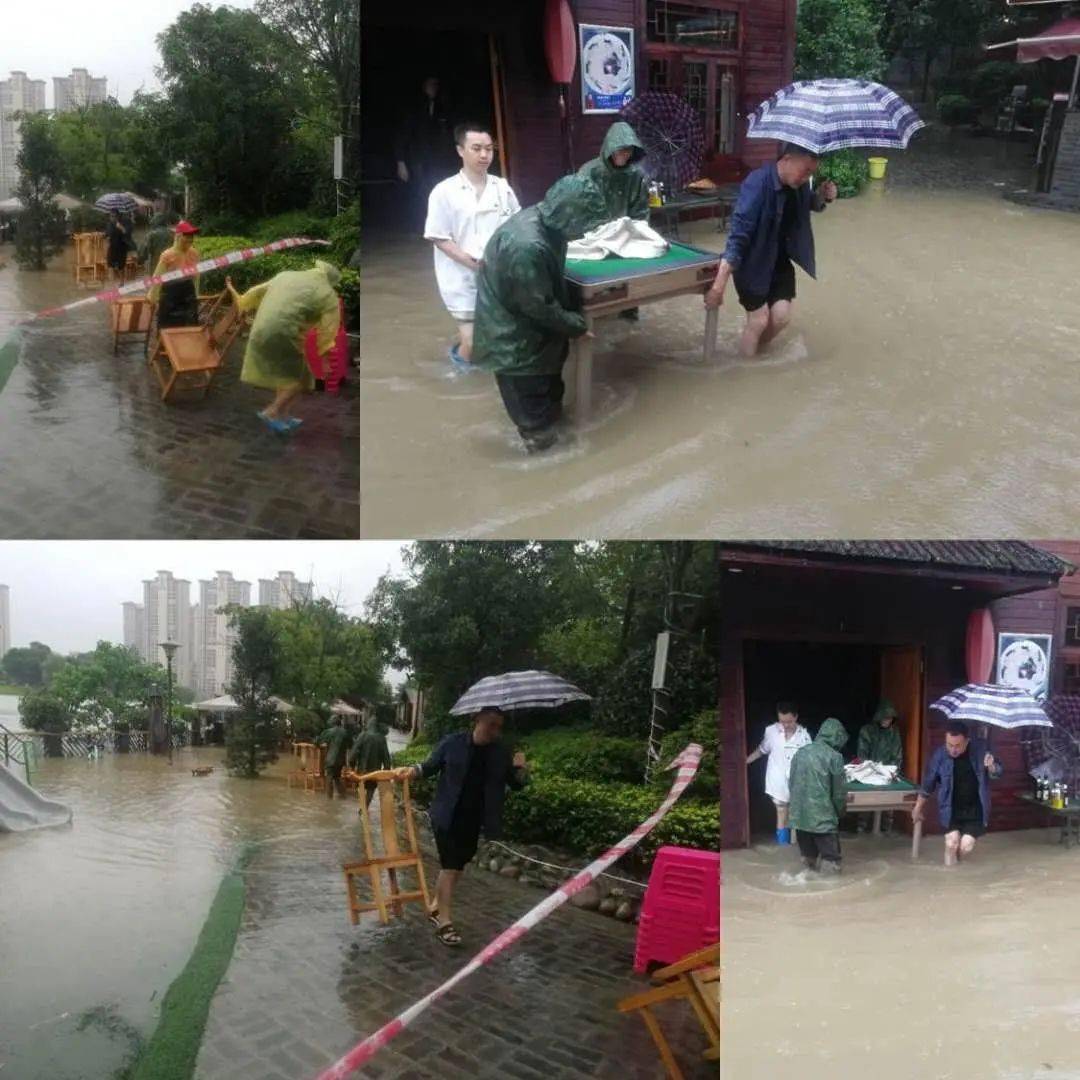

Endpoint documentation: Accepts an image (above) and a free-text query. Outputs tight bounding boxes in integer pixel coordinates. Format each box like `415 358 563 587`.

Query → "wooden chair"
73 232 105 287
287 740 311 788
616 942 721 1080
342 770 431 925
110 297 156 356
123 252 141 283
148 291 243 402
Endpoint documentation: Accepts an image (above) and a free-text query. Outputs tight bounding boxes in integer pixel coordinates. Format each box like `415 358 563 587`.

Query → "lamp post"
159 640 179 765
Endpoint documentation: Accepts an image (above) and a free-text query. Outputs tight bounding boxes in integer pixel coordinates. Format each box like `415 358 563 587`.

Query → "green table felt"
845 776 919 792
564 241 719 283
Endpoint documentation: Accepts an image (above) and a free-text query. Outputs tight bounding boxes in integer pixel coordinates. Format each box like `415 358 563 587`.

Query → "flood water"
0 743 360 1079
360 135 1080 538
724 831 1080 1079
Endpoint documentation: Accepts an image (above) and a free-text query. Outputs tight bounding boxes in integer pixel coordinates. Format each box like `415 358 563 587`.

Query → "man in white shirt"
424 123 521 367
746 701 812 845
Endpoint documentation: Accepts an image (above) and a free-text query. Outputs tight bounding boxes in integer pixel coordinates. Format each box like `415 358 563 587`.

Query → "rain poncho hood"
873 699 898 724
858 700 903 768
473 176 607 377
316 724 350 768
788 717 849 833
233 263 342 391
349 727 392 774
577 121 650 221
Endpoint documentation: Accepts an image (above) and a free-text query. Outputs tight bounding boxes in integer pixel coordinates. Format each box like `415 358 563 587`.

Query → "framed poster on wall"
996 632 1053 701
580 24 635 114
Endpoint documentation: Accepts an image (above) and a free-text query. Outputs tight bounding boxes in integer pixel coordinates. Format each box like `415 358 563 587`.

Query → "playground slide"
0 760 72 832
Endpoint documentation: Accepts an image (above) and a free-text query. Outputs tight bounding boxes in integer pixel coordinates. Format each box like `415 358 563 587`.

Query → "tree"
225 607 281 777
2 642 53 687
795 0 887 82
14 113 68 271
49 642 167 730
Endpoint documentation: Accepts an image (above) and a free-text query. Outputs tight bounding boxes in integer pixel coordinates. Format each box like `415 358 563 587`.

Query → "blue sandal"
257 411 292 435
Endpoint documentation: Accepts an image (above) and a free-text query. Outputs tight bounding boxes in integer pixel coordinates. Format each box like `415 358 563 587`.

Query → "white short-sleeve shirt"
759 722 812 803
424 171 521 320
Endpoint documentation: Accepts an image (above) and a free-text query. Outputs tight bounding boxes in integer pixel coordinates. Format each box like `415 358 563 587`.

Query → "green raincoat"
856 700 903 768
472 175 607 377
788 717 849 834
576 121 650 221
139 213 175 273
234 260 341 391
315 724 351 769
349 726 392 773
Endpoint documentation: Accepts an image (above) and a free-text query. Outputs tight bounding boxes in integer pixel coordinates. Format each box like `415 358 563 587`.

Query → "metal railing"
0 723 37 785
4 727 188 763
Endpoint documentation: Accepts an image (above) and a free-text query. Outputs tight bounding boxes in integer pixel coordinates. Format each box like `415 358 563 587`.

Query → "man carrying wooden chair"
395 707 529 947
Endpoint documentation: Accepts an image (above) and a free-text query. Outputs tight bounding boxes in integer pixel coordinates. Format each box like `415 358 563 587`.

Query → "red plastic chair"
305 298 348 393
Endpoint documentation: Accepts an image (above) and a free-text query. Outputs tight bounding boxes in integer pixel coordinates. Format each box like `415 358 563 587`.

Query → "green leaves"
795 0 887 81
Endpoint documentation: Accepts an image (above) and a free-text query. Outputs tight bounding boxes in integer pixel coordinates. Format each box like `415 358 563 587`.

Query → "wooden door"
880 645 924 783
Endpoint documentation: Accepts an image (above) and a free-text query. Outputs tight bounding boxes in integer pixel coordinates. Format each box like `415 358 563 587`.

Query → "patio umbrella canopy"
747 79 925 154
449 670 591 715
620 91 705 191
986 17 1080 62
931 683 1053 730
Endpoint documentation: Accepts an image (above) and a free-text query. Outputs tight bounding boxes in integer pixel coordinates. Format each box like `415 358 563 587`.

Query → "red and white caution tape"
313 742 703 1080
21 236 331 323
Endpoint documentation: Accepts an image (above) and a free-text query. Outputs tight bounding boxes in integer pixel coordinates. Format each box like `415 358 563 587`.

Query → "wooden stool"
148 292 242 402
287 740 311 788
110 297 156 355
73 232 105 286
342 770 431 925
616 942 720 1080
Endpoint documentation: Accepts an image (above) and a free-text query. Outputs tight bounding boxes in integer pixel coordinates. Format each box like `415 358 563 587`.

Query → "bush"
250 211 334 244
937 94 978 128
18 690 71 733
649 710 718 798
817 149 867 199
288 706 324 743
519 725 645 783
327 201 360 267
67 205 108 233
969 62 1027 110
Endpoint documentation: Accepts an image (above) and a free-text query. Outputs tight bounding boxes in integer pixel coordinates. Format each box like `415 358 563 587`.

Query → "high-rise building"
0 71 47 201
52 68 108 113
0 584 10 661
193 572 251 697
141 571 194 687
258 571 313 610
122 601 145 658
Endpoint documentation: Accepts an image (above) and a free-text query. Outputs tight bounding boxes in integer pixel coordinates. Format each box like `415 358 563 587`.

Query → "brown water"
723 832 1080 1079
360 170 1080 539
0 746 356 1079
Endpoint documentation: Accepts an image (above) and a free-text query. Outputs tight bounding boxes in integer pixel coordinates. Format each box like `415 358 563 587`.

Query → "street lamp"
159 640 179 765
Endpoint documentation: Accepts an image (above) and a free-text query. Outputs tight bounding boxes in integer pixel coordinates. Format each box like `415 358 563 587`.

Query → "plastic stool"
305 298 349 393
634 845 721 974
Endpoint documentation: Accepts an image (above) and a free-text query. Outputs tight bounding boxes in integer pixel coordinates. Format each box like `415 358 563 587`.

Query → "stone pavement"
195 799 715 1080
0 265 359 538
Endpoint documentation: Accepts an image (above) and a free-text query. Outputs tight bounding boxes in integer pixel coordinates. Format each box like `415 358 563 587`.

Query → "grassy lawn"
0 683 27 696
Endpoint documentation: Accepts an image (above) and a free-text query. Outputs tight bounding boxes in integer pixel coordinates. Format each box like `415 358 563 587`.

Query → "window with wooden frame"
1058 604 1080 693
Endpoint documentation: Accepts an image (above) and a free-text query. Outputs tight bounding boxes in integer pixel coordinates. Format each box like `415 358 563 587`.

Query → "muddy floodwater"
723 831 1080 1079
361 135 1080 538
0 744 354 1079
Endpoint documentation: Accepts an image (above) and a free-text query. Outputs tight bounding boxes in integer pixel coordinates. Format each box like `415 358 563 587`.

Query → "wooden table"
1018 793 1080 848
845 777 923 858
648 186 740 241
564 242 722 420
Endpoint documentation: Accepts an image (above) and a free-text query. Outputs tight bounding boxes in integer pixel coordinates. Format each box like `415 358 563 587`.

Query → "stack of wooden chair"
616 942 720 1080
72 232 106 287
287 742 325 792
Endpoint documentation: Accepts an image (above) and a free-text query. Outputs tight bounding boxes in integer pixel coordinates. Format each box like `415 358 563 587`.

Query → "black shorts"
736 258 796 312
795 830 842 864
946 817 986 838
434 822 482 871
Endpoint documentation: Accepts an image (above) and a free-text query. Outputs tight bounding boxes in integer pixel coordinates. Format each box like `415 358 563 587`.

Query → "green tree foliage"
17 689 72 734
225 608 281 777
795 0 887 81
51 100 138 200
1 642 53 687
14 114 68 271
49 642 168 729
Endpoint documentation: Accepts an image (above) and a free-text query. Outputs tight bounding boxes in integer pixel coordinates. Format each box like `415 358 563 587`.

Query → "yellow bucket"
868 156 888 180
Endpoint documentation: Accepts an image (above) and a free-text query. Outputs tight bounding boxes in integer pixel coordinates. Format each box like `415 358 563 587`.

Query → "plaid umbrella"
94 192 138 215
449 670 591 716
620 91 704 192
930 683 1052 730
747 79 925 154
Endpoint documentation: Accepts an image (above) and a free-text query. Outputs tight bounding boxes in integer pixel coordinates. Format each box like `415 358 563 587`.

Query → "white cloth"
565 216 669 261
424 171 520 317
844 761 898 786
758 723 812 803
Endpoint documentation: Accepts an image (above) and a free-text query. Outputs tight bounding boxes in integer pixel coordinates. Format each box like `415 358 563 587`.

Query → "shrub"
18 690 71 733
250 211 334 244
969 62 1027 110
937 94 978 128
649 710 718 798
327 200 360 267
288 707 323 743
518 725 645 783
817 149 867 199
67 205 108 233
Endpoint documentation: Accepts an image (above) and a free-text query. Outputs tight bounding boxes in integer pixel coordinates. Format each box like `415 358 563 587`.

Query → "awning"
986 17 1080 62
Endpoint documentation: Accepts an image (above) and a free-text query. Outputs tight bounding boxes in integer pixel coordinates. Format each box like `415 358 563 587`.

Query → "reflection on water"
724 831 1080 1079
0 746 348 1079
361 166 1080 538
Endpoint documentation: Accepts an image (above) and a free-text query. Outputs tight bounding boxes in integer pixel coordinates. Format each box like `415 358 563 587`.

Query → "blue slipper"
283 417 304 432
448 344 475 371
257 411 292 435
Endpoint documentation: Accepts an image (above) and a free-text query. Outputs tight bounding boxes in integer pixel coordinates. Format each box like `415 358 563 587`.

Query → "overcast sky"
0 541 410 653
0 0 257 107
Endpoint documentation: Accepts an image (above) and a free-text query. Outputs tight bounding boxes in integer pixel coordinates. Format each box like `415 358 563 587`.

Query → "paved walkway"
0 253 358 538
195 797 714 1080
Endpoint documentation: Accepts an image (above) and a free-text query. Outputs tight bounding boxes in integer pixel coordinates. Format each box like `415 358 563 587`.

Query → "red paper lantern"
544 0 577 85
966 608 995 685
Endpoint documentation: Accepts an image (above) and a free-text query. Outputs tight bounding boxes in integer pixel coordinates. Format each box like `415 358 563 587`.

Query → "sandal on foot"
257 410 291 435
434 922 461 947
427 906 440 926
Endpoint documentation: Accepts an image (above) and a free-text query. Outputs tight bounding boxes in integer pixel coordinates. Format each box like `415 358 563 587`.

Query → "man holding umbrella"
396 707 529 947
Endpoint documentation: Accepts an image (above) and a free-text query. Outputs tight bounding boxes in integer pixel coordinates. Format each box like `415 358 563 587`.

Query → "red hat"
174 220 200 235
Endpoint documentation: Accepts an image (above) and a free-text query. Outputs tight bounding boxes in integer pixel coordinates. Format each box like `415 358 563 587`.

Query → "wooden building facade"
363 0 797 207
716 541 1075 850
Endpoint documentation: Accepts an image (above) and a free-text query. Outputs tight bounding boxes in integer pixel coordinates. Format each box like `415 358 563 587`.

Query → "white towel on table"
844 761 899 786
566 217 669 261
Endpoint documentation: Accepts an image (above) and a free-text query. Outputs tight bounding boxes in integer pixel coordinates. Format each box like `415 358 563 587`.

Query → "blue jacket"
417 731 528 837
722 163 826 296
920 739 1003 828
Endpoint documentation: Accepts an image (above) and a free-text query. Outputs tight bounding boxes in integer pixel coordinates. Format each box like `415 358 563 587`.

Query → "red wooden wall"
739 0 797 171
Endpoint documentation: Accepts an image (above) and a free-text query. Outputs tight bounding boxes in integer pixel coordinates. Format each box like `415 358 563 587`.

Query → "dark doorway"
361 26 499 236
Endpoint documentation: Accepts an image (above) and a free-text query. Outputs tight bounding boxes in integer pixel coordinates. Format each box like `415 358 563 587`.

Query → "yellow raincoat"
232 260 341 391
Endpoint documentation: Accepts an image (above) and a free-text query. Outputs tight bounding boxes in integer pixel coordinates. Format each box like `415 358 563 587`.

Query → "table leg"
873 811 882 836
574 324 594 422
704 305 719 365
912 820 922 860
